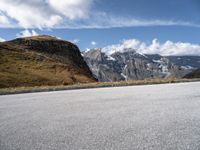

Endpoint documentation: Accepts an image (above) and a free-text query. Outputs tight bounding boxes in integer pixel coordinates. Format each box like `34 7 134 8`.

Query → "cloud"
0 13 11 27
48 0 92 20
69 39 80 44
0 0 200 29
71 39 80 44
54 12 200 29
91 41 97 46
0 0 62 28
16 29 38 38
0 37 5 42
69 12 200 29
0 0 92 28
102 39 200 56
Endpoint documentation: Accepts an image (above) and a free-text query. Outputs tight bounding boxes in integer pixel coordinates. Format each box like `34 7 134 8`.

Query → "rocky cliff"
83 49 199 81
184 69 200 79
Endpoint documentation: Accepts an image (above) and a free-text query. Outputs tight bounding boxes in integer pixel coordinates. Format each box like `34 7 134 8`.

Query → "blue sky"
0 0 200 55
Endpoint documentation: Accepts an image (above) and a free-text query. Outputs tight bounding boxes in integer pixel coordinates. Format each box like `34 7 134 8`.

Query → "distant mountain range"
0 35 96 88
1 35 199 89
83 48 200 82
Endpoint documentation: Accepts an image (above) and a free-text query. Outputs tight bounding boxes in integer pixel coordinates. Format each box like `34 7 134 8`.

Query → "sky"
0 0 200 56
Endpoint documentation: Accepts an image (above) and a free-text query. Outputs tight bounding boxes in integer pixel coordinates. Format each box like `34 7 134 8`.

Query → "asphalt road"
0 82 200 150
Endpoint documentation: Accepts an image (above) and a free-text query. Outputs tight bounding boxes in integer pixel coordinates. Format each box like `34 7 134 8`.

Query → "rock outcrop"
184 69 200 79
83 49 199 82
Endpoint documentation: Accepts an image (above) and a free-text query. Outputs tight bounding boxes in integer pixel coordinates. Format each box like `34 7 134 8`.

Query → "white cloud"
95 14 200 28
48 0 92 20
102 39 146 55
0 0 62 28
0 0 199 29
0 13 11 27
0 37 5 42
16 29 38 38
56 12 200 29
91 41 97 46
102 39 200 56
0 0 92 28
69 39 80 44
71 39 80 44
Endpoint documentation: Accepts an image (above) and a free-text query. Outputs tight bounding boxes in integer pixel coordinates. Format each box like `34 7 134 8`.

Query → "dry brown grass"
0 44 95 89
1 78 199 95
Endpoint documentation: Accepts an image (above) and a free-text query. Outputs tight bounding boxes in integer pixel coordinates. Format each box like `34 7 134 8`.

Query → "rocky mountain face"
184 69 200 79
0 35 96 88
83 49 200 82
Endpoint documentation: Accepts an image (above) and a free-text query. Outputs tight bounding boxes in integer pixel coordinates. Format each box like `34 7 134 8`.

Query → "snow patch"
106 55 116 61
84 48 91 53
153 59 162 63
138 52 147 58
124 65 128 69
121 73 127 80
146 63 151 70
181 65 195 69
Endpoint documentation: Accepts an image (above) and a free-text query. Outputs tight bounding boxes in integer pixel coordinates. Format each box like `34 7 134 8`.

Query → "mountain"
83 48 199 82
0 35 96 88
166 56 200 68
184 69 200 79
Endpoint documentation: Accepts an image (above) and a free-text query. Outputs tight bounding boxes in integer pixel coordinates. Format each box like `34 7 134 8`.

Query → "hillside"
184 69 200 79
0 35 96 88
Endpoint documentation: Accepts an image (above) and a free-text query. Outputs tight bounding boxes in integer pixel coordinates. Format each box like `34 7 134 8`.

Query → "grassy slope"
0 43 95 88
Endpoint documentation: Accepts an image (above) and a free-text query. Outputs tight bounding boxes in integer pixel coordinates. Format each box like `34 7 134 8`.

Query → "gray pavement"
0 82 200 150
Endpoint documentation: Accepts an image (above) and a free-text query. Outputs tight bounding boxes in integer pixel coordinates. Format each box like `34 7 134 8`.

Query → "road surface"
0 82 200 150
